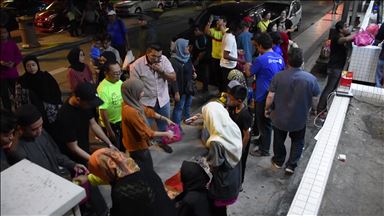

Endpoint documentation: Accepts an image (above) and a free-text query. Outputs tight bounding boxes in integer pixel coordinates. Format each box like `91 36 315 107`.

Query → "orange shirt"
122 104 156 152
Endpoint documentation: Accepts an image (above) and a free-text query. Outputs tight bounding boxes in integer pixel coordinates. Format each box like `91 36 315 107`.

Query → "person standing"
19 55 62 134
220 25 245 92
205 16 227 90
316 21 355 115
257 11 271 33
66 47 94 92
170 38 196 127
121 78 174 169
106 10 130 58
373 22 384 88
0 27 22 111
278 10 295 39
97 61 123 150
137 15 159 57
265 48 320 174
130 44 176 153
245 33 285 157
192 25 210 93
237 21 254 65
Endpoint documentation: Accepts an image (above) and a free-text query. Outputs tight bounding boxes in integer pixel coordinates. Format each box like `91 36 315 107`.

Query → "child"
90 35 103 69
227 85 252 186
103 34 122 65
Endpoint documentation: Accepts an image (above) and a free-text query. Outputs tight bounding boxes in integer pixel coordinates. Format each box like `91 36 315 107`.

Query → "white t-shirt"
220 32 238 69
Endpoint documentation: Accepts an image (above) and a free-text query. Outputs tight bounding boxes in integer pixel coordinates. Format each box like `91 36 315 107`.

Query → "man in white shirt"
220 25 245 92
130 43 176 153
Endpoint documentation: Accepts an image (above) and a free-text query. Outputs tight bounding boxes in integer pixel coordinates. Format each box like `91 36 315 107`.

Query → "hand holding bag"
162 124 182 144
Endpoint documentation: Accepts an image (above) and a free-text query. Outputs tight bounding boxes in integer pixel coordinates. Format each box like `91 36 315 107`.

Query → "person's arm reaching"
89 118 115 149
99 109 116 142
66 140 90 162
264 91 275 118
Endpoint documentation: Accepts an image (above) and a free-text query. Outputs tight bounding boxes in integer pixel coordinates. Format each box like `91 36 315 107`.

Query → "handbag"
185 79 198 96
162 124 182 144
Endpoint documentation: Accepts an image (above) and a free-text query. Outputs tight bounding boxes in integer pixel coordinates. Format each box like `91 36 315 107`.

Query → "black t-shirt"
228 106 252 139
53 101 93 163
328 34 348 69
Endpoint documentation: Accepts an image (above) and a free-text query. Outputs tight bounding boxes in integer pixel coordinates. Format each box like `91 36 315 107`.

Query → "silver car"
114 0 165 15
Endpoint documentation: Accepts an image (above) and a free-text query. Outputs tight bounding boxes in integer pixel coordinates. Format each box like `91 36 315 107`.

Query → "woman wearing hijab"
202 101 242 216
67 47 94 91
121 78 174 170
175 158 213 216
19 55 62 133
77 148 176 216
170 38 196 127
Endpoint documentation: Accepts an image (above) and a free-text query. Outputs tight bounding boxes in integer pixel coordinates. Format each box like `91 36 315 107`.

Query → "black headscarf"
67 47 85 71
180 161 210 192
20 55 62 104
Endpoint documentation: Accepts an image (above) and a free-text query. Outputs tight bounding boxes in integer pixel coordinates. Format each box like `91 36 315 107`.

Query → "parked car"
114 0 165 16
0 0 47 31
164 0 201 8
34 0 70 32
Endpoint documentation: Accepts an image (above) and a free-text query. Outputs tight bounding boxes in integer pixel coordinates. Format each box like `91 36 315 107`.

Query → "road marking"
50 67 67 75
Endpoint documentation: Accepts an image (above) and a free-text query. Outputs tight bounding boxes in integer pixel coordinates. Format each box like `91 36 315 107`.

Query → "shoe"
250 149 270 157
285 167 295 175
271 159 282 169
158 143 173 153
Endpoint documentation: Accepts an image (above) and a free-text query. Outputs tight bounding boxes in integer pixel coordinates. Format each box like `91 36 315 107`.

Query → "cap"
75 82 104 107
243 16 254 23
107 10 116 16
227 80 241 89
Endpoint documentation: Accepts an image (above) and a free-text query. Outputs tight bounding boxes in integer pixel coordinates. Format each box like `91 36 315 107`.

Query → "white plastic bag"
122 50 135 70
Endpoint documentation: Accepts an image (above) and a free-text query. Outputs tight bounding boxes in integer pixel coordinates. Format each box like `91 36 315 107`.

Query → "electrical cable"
313 91 337 128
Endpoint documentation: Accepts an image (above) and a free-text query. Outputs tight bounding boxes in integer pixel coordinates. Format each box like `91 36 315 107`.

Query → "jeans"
271 126 306 169
172 94 192 126
255 100 272 154
147 100 170 132
317 68 342 112
375 59 384 87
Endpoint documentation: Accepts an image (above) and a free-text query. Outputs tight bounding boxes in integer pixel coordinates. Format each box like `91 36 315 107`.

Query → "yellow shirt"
257 20 271 32
210 28 224 59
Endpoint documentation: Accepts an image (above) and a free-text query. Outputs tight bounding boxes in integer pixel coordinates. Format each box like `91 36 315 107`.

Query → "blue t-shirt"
250 51 285 102
269 68 320 131
107 19 127 46
237 31 254 63
272 45 283 57
90 46 101 61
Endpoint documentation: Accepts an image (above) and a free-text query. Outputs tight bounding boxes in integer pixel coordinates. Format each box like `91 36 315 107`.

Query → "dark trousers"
112 44 127 61
271 126 306 169
211 204 227 216
0 78 16 111
219 67 232 92
210 58 221 88
69 20 80 36
102 122 124 152
317 68 342 112
255 100 272 154
130 149 153 170
241 140 251 183
197 62 209 92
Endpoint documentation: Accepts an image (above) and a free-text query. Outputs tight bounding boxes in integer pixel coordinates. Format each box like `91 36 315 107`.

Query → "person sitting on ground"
227 85 252 186
170 38 196 128
174 158 213 216
5 104 88 177
67 47 94 92
121 78 175 170
97 61 124 151
0 109 17 171
201 101 242 216
75 148 177 216
19 55 62 134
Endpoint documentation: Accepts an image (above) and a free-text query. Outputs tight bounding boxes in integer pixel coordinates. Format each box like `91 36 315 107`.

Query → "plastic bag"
354 30 374 46
162 124 182 144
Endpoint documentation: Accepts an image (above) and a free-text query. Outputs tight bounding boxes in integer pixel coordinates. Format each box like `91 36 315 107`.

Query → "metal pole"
350 0 359 28
341 1 351 23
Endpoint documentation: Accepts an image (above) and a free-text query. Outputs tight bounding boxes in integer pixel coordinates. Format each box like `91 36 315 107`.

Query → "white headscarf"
202 101 242 168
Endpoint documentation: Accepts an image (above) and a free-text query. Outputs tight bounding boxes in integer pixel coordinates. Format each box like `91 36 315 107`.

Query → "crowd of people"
2 3 380 215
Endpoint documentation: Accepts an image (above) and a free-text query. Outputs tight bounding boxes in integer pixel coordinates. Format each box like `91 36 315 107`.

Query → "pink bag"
354 30 374 46
366 24 380 37
162 124 182 144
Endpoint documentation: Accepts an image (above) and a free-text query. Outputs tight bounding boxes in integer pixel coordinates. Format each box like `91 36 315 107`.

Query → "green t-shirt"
97 79 123 126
